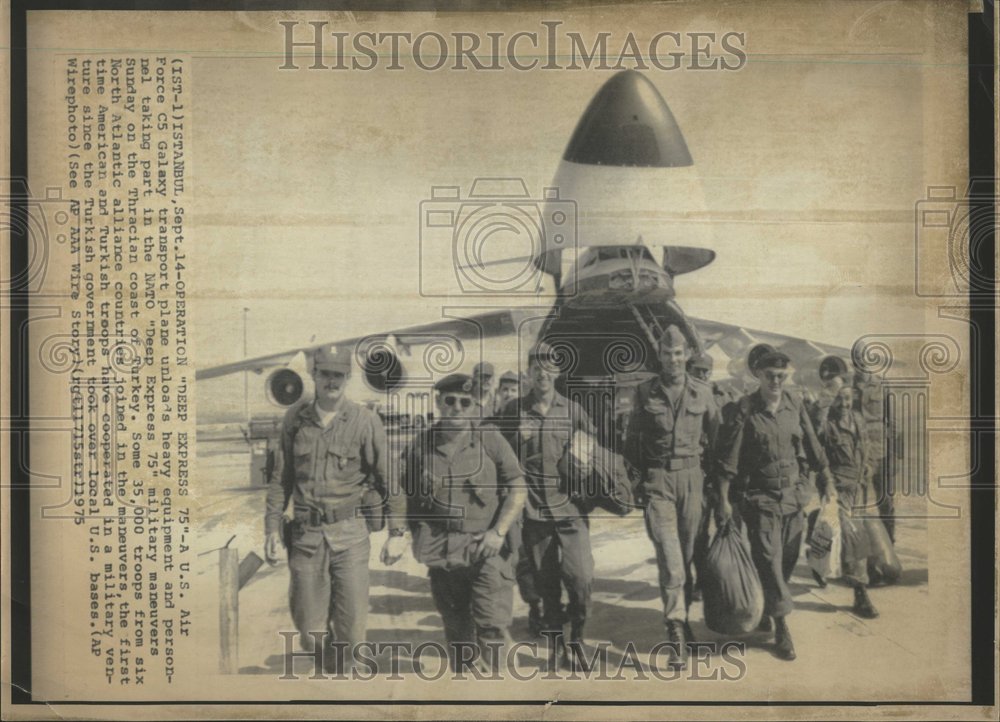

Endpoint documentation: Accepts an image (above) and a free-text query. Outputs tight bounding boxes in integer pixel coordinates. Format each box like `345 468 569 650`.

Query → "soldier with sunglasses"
715 345 834 661
394 373 527 672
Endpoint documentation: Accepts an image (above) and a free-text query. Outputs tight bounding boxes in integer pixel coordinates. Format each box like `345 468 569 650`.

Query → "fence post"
219 546 239 674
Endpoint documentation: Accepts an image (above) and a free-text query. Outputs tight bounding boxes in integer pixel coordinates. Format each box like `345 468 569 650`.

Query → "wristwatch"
388 528 406 538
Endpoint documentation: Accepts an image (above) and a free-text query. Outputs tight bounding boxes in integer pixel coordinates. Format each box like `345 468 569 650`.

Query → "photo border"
5 0 996 711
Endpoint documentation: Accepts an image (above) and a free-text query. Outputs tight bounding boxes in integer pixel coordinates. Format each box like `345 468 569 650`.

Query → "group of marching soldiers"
263 329 898 673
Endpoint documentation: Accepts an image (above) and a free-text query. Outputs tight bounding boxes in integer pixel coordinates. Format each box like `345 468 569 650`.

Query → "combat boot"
544 626 569 672
757 615 772 633
566 621 593 673
852 585 879 619
664 620 688 670
773 617 796 661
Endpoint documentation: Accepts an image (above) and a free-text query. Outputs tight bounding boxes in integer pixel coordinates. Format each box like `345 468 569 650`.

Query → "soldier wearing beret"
395 373 527 672
715 348 834 660
496 341 600 668
264 345 407 669
624 325 720 669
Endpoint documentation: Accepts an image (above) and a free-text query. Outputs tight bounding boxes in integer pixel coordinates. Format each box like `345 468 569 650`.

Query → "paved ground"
190 433 951 701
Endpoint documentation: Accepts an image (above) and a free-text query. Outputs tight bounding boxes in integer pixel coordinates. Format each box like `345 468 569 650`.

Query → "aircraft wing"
690 317 851 357
689 315 855 384
194 308 539 381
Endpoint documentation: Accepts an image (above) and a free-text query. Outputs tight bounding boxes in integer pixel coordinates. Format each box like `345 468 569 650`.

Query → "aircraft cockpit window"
592 246 655 262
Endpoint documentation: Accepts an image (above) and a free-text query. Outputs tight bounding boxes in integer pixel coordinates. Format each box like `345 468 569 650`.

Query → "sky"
174 5 964 420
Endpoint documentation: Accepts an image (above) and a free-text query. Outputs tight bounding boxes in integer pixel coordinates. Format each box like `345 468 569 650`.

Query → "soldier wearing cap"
471 362 496 419
686 351 714 384
685 349 718 604
264 345 407 668
812 370 879 618
496 341 599 667
496 370 520 414
395 373 527 671
623 325 720 669
715 348 834 661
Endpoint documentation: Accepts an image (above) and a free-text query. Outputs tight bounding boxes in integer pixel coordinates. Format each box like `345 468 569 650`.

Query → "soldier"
812 377 880 619
496 370 520 414
686 351 713 384
623 326 720 669
264 345 407 669
715 349 835 661
471 361 496 420
497 341 598 668
478 368 545 639
394 373 527 671
854 370 896 543
815 357 850 413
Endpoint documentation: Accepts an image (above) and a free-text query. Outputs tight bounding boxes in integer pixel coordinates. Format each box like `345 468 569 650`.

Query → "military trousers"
642 466 704 623
521 516 594 630
833 477 873 588
870 458 896 543
506 519 541 607
741 501 804 618
428 553 514 671
288 532 370 655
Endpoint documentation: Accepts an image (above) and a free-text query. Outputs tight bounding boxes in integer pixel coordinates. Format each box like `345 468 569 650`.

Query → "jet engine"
360 342 406 392
265 367 309 407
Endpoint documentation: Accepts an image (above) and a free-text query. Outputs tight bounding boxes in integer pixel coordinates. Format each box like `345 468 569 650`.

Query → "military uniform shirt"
265 398 406 543
624 375 719 476
816 407 869 485
404 425 522 569
497 391 595 521
716 389 828 513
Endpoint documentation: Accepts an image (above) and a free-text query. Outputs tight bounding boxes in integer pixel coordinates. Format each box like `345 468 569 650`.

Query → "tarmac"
189 432 949 702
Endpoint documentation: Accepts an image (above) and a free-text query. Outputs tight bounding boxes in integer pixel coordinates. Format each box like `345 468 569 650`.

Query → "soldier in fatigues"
496 342 598 668
624 326 720 669
686 351 718 605
396 373 527 671
496 370 521 415
264 345 407 668
471 361 496 420
715 349 834 661
855 370 896 543
812 369 879 619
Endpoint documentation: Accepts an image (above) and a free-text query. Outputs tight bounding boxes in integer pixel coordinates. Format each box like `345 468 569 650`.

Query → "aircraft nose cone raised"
564 70 692 168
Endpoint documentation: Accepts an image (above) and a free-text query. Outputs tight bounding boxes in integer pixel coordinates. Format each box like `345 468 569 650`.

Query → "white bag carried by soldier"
806 494 842 584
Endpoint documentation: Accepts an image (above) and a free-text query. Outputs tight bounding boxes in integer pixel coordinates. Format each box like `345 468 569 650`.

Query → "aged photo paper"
2 1 996 720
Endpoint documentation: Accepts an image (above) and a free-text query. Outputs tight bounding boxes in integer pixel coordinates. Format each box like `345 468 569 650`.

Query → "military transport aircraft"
195 70 851 422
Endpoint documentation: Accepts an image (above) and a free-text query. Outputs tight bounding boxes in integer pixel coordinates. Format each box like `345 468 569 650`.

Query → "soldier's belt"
294 503 360 526
645 456 700 471
426 517 488 534
748 472 796 490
